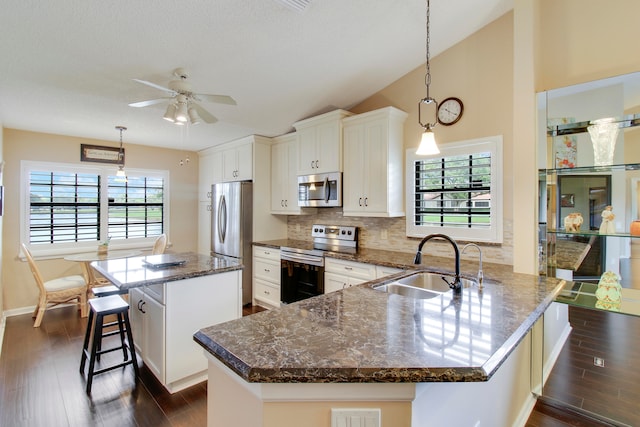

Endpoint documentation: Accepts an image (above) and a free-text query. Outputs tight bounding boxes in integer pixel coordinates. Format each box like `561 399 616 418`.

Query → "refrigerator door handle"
218 194 227 243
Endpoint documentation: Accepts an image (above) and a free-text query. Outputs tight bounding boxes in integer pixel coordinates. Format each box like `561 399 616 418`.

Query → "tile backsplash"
287 208 513 265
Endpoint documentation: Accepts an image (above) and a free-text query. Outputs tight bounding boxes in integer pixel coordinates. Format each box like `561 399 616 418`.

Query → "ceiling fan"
129 67 236 125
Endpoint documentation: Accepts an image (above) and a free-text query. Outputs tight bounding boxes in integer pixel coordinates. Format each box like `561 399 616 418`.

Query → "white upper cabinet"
221 139 253 182
271 133 312 215
342 106 407 217
293 109 353 175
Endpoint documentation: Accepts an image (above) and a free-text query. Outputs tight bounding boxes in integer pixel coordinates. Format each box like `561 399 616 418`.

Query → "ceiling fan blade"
132 78 173 93
197 94 237 105
128 98 171 108
192 103 218 124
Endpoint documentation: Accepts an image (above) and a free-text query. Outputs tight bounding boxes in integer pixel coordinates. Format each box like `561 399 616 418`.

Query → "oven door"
281 253 325 304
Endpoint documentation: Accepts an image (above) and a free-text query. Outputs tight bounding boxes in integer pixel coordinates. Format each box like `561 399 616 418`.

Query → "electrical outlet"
380 229 388 240
594 357 605 367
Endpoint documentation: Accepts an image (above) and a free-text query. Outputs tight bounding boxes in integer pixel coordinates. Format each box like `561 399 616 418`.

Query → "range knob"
341 230 346 235
348 230 352 235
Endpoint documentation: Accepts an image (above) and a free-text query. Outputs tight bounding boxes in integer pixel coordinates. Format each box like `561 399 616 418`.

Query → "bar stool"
80 295 138 394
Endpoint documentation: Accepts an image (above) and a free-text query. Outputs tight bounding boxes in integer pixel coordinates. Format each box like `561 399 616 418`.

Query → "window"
406 135 503 243
21 161 169 256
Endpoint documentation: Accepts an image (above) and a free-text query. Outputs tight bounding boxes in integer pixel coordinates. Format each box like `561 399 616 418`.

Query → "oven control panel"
311 224 358 242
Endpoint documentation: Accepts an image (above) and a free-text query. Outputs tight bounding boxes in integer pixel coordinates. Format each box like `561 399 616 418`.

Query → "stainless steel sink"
373 282 443 299
372 271 477 299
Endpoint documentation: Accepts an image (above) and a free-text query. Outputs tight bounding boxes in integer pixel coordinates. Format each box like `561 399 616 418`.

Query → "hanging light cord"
116 125 126 167
418 0 437 131
424 0 431 101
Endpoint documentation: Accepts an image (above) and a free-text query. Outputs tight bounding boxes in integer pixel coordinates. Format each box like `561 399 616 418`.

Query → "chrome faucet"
462 243 484 289
413 234 461 292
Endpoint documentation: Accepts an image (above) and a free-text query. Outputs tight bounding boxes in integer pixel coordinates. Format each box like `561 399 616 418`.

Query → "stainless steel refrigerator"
211 181 253 305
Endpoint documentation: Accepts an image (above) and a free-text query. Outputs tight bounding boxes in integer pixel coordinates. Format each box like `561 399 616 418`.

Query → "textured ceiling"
0 0 513 152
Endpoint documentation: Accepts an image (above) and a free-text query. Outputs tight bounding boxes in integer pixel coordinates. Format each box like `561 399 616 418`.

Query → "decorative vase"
630 220 640 236
587 119 619 166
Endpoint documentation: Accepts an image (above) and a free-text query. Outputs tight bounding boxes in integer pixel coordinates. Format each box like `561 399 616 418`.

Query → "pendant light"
115 125 127 183
416 0 439 156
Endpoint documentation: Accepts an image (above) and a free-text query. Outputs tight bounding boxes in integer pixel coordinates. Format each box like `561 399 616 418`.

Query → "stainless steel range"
280 224 358 304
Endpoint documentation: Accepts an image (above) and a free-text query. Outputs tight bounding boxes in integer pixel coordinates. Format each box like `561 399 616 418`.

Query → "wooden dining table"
64 249 143 289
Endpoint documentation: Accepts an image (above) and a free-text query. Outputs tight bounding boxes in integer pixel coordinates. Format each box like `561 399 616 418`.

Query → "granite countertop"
194 241 566 384
92 251 242 290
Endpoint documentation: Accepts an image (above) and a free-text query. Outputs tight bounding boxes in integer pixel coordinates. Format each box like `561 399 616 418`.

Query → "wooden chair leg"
33 307 46 328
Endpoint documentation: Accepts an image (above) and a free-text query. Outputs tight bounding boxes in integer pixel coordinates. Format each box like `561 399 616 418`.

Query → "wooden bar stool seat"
80 295 138 394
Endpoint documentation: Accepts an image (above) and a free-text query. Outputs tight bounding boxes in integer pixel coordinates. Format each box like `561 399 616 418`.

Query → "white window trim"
405 135 503 243
20 160 170 258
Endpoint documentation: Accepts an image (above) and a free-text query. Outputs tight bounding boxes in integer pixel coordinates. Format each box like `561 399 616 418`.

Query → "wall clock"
437 97 464 126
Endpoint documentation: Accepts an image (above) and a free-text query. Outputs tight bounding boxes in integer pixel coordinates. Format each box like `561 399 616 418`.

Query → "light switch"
331 408 381 427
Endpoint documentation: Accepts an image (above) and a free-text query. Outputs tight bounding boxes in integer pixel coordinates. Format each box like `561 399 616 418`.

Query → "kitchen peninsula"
93 252 243 393
194 246 568 427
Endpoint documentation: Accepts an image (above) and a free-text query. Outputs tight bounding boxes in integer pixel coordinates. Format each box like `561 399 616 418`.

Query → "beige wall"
0 123 4 319
1 128 199 312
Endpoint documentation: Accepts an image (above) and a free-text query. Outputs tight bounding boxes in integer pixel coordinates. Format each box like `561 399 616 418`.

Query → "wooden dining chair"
21 243 88 327
152 234 167 255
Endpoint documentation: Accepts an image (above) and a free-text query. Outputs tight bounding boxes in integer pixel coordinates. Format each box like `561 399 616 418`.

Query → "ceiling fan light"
188 107 201 125
163 104 177 122
175 102 188 123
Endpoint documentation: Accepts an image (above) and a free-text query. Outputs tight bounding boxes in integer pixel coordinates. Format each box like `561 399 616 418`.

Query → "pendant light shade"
417 127 439 155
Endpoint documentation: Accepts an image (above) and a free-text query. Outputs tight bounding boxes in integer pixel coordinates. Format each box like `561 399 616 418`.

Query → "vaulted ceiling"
0 0 513 151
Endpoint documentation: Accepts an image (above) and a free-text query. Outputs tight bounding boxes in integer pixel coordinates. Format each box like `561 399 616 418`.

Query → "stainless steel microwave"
297 172 342 207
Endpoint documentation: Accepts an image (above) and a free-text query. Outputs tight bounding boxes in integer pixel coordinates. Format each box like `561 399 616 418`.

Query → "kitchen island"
194 246 568 426
93 252 243 393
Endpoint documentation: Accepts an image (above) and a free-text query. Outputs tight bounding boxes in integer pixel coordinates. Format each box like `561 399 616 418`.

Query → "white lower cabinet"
129 271 241 393
252 247 281 308
324 258 376 294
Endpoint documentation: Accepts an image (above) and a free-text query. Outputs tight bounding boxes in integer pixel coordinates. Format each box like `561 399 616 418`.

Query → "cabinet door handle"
345 266 353 271
264 290 271 295
364 197 368 207
310 160 315 169
315 160 319 169
359 197 363 206
284 200 288 207
137 299 143 310
264 268 270 273
140 301 146 314
207 204 212 211
342 283 348 289
207 191 212 198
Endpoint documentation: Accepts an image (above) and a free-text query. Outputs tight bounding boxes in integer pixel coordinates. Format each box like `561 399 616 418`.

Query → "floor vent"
273 0 312 12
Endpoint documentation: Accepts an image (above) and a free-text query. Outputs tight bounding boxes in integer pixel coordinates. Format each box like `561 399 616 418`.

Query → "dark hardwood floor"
0 303 635 426
0 304 266 427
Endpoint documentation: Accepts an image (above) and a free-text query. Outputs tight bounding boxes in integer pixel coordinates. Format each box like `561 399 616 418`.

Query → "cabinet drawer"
254 278 280 307
324 258 376 280
254 258 280 283
253 247 280 261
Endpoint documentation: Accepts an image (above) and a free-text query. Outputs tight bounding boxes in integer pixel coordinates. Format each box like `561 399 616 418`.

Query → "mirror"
538 71 640 308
